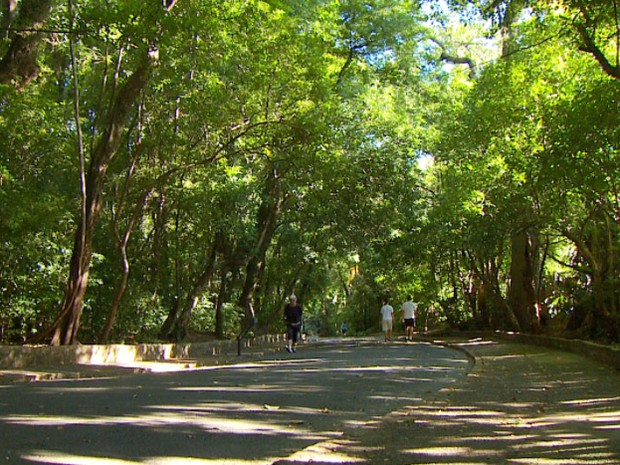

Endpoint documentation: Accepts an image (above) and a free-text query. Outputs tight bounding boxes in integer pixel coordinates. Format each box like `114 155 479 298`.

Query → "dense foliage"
1 0 618 345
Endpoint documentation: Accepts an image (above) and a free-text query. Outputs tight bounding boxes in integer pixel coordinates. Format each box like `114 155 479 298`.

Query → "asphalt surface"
1 337 619 465
0 339 470 465
302 337 620 465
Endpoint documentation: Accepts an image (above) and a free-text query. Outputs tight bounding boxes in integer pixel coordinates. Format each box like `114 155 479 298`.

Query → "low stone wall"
0 334 287 369
4 331 617 372
429 329 620 371
495 332 620 371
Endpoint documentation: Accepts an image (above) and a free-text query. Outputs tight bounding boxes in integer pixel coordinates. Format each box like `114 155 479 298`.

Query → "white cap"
290 294 297 301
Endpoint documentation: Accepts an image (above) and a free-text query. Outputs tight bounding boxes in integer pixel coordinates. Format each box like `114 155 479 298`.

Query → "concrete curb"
494 331 620 370
428 329 620 371
0 334 287 370
2 330 618 376
418 335 478 370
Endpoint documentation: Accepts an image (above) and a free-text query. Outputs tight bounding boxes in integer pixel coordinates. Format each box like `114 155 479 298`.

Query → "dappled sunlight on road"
154 400 335 417
562 396 620 407
173 383 327 394
0 340 469 465
385 403 620 464
9 338 617 465
407 445 502 458
23 450 273 464
4 409 327 438
273 439 368 464
350 339 620 464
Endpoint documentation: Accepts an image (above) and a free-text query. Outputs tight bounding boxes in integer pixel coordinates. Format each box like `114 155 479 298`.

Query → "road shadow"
0 340 469 464
327 339 620 465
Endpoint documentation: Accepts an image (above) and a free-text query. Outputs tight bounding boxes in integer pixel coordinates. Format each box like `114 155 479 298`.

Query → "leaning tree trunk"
214 264 230 339
508 229 537 332
99 244 130 343
100 186 151 342
168 236 219 341
564 228 615 339
1 0 17 37
473 253 520 332
237 170 282 324
46 54 154 346
0 0 53 87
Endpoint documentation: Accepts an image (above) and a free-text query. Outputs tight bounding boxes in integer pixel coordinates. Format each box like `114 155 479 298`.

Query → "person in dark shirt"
284 294 302 353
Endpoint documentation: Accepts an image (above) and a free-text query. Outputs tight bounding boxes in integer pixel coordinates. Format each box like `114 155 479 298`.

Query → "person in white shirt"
401 296 417 342
380 300 394 342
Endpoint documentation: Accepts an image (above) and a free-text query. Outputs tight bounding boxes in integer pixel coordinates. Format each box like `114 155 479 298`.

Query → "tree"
431 3 620 338
0 0 53 87
41 0 176 345
6 0 618 345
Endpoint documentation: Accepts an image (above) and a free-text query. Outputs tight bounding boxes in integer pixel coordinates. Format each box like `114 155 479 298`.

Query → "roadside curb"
0 334 287 372
3 331 618 385
427 329 620 371
494 332 620 370
418 335 478 371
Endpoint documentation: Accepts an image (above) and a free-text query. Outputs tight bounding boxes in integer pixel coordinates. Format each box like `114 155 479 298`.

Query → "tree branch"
429 36 477 78
575 9 620 80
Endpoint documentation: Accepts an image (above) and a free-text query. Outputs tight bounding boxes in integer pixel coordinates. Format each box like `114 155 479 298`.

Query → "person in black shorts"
400 296 417 342
284 294 302 353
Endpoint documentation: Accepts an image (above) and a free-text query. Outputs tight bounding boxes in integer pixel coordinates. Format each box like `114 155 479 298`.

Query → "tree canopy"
1 0 618 345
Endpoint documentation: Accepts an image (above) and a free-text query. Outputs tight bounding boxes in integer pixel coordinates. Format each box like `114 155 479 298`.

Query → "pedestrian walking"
284 294 302 353
341 321 347 337
380 300 394 341
401 296 417 341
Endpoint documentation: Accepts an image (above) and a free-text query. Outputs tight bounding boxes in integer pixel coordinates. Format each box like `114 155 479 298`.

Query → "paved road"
0 340 470 464
319 337 620 465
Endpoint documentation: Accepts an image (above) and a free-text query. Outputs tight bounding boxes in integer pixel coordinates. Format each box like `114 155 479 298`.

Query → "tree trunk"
168 237 219 341
492 272 520 332
461 251 484 327
564 228 615 339
476 282 491 328
100 186 151 342
471 253 520 332
453 251 478 323
214 265 229 338
156 200 180 341
498 0 526 59
150 187 171 301
45 54 154 346
533 234 551 331
160 231 221 341
508 230 536 332
237 168 282 324
1 0 17 36
158 298 179 341
0 0 52 87
100 249 129 342
606 216 618 317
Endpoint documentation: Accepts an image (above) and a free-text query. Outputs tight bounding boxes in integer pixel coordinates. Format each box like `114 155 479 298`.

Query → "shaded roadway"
2 337 620 464
309 337 620 465
0 339 469 464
